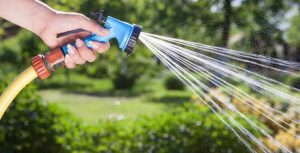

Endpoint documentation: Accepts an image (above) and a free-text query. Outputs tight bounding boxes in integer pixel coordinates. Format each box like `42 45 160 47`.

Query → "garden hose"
0 11 142 119
0 66 38 119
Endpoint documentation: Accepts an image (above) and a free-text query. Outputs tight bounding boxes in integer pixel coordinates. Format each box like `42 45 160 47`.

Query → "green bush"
289 77 300 90
164 75 185 90
113 73 137 89
0 75 62 152
111 48 159 90
0 30 47 70
55 103 264 153
285 74 300 90
0 73 91 153
90 104 264 153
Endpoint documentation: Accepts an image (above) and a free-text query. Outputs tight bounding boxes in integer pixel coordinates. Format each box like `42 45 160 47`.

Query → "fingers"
64 38 110 69
79 15 109 37
65 54 76 69
76 39 96 63
88 41 110 53
67 44 86 65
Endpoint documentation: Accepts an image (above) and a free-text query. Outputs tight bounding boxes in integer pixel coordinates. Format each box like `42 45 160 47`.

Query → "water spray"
0 11 142 118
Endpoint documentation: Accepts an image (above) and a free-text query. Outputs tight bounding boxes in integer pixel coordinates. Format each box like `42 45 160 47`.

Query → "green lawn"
38 72 192 124
39 89 191 124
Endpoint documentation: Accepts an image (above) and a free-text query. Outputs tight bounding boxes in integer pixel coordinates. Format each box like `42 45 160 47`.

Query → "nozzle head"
59 11 143 56
104 16 142 55
124 24 142 55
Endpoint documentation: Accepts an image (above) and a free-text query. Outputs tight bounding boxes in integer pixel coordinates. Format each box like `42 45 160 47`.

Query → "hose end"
124 24 142 55
32 54 51 80
32 48 65 80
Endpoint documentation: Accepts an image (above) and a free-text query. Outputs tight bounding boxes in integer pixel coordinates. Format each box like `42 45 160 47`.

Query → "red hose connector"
32 48 65 80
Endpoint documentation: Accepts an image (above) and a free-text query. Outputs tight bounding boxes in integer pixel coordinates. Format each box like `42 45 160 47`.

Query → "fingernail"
67 44 75 55
76 39 83 48
88 41 98 50
65 54 70 60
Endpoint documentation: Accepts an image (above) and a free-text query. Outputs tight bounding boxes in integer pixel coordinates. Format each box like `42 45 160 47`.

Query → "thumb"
80 16 109 37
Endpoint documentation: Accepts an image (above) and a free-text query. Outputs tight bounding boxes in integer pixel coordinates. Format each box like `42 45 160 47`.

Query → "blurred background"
0 0 300 152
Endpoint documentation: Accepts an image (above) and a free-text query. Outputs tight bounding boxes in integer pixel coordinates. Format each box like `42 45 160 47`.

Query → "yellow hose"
0 66 38 119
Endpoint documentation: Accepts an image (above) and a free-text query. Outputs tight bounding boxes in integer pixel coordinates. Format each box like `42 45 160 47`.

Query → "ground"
39 89 191 124
37 72 192 124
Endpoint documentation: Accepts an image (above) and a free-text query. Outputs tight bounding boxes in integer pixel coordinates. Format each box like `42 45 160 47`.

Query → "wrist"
31 7 56 37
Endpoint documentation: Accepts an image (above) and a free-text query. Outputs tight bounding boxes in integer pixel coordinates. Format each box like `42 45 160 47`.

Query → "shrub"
80 103 265 153
0 76 58 152
112 56 150 90
0 73 85 153
113 73 137 90
164 75 185 90
0 30 47 70
285 73 300 90
290 77 300 90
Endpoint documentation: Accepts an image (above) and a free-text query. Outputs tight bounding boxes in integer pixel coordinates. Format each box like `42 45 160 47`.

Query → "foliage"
0 30 47 71
113 73 136 89
110 45 161 90
0 74 264 153
285 73 300 90
290 77 300 90
287 13 300 47
164 75 185 90
0 96 264 153
199 87 300 152
84 104 265 153
0 73 66 153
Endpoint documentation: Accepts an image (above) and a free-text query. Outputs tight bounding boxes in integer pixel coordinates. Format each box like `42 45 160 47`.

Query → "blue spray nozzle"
62 16 142 56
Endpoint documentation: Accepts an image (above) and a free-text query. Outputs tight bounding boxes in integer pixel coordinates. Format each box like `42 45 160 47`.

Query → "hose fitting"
32 54 50 80
32 48 65 80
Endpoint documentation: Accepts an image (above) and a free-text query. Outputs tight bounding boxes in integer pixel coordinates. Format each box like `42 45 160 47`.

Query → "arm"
0 0 110 69
0 0 54 36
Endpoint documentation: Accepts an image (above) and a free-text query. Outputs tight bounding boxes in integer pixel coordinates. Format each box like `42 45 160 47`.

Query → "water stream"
139 32 300 153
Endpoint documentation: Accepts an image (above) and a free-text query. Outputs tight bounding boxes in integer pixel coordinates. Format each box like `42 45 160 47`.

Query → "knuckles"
64 41 110 69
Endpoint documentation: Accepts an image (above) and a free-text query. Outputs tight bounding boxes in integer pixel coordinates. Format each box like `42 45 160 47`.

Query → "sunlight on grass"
39 90 179 124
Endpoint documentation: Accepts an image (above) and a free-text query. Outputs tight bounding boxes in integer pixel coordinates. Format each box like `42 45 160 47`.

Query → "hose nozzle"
61 11 142 56
90 10 142 55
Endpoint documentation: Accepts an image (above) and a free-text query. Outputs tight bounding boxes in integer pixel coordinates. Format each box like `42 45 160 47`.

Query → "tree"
230 0 299 60
221 0 232 47
287 10 300 61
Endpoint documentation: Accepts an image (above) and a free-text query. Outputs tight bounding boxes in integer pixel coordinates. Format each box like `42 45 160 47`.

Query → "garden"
1 0 300 152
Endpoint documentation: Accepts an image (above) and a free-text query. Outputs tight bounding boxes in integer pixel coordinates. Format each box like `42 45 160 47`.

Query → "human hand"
38 12 110 69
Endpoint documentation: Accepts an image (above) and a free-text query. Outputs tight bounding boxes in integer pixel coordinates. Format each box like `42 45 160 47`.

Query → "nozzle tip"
124 24 142 55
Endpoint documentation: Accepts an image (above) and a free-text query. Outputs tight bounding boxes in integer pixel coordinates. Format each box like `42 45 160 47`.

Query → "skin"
0 0 110 68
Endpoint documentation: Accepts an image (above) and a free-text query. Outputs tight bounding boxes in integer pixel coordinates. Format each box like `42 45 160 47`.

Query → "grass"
37 72 193 124
40 90 173 124
39 84 192 125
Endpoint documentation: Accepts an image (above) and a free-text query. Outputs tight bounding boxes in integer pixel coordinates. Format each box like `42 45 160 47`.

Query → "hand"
38 12 110 69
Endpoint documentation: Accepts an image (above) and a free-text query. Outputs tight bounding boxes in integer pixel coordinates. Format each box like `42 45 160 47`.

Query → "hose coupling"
32 48 65 80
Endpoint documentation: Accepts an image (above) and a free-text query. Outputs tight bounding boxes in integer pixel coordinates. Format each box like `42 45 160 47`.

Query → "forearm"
0 0 55 35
